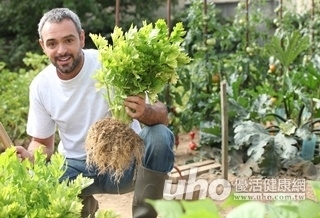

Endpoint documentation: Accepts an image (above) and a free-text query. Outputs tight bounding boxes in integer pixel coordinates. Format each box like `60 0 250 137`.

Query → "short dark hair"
38 8 82 40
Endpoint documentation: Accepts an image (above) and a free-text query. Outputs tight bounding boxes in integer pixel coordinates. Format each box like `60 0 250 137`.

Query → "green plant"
95 210 120 218
0 147 119 217
0 147 92 217
147 198 221 218
0 52 49 145
266 30 309 69
189 1 320 166
231 30 320 176
90 19 190 124
0 0 172 71
170 0 273 143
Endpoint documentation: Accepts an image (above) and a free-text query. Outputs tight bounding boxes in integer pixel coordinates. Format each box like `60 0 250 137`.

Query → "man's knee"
141 124 175 172
140 124 174 148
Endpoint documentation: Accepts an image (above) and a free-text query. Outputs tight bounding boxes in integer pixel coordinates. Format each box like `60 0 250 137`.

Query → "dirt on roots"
85 116 144 182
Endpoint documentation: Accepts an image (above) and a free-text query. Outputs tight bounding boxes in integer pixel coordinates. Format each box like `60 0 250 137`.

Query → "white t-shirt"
27 49 141 160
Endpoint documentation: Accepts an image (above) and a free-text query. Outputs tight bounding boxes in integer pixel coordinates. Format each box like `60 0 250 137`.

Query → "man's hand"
124 96 169 126
15 135 55 163
15 146 34 162
124 96 146 120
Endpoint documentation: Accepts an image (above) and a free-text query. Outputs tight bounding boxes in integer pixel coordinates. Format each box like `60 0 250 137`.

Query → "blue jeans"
60 124 175 197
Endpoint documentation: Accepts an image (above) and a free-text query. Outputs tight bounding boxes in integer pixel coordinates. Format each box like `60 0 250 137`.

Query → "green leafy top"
90 19 191 124
0 148 93 217
265 30 309 68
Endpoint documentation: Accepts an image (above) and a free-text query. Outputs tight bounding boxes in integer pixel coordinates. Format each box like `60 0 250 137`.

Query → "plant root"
85 116 144 182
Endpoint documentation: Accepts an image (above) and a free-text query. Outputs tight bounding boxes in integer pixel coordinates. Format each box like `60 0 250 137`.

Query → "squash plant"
232 28 320 177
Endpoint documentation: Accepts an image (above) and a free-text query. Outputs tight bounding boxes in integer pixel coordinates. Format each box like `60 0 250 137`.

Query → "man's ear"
80 29 85 48
39 39 45 52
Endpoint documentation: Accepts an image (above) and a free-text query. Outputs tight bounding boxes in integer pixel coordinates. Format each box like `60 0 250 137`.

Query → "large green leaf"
233 121 271 153
274 133 298 159
226 201 266 218
146 199 184 218
258 140 281 177
147 199 221 218
279 120 297 135
265 31 309 68
247 136 275 161
266 202 300 218
298 200 320 218
181 199 220 218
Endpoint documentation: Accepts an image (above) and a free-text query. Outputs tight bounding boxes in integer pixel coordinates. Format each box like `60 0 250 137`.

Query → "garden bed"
95 130 319 217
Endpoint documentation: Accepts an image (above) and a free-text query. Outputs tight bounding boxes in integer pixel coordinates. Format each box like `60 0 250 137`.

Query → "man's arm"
124 96 169 126
16 134 55 162
137 101 169 126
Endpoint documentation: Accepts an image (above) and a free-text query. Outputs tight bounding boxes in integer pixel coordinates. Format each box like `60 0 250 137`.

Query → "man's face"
39 19 85 78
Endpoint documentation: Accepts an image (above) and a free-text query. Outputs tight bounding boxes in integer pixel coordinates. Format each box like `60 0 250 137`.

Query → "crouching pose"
16 8 175 218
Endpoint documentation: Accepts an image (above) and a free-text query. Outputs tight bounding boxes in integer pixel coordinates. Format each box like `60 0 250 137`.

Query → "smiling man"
15 8 175 218
39 18 85 79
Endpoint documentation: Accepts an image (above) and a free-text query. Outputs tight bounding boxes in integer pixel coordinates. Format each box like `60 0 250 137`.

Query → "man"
16 8 175 218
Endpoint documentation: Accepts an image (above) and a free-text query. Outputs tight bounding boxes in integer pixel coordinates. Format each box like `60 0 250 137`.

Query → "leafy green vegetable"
146 199 220 218
90 19 191 124
0 148 93 217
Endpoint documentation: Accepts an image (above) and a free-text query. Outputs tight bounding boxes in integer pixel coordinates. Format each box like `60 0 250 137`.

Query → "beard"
53 49 83 74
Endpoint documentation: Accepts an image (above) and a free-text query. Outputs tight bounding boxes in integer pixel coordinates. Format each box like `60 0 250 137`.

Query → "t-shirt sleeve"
27 80 56 138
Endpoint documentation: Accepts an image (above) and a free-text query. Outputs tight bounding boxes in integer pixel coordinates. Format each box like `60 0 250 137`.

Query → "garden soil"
94 130 317 218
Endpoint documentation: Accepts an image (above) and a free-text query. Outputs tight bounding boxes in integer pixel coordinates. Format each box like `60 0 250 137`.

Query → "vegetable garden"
1 0 320 217
155 0 320 178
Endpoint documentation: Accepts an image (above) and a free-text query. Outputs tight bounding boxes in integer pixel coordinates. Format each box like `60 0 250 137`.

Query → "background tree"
0 0 177 71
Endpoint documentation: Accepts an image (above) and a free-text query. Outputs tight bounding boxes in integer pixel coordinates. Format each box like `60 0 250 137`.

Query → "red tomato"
189 141 197 150
189 131 195 139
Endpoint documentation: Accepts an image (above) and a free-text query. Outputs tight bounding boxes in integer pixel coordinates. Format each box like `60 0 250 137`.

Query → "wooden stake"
203 0 207 36
165 0 172 107
0 122 13 149
220 81 228 180
166 0 172 32
115 0 120 27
